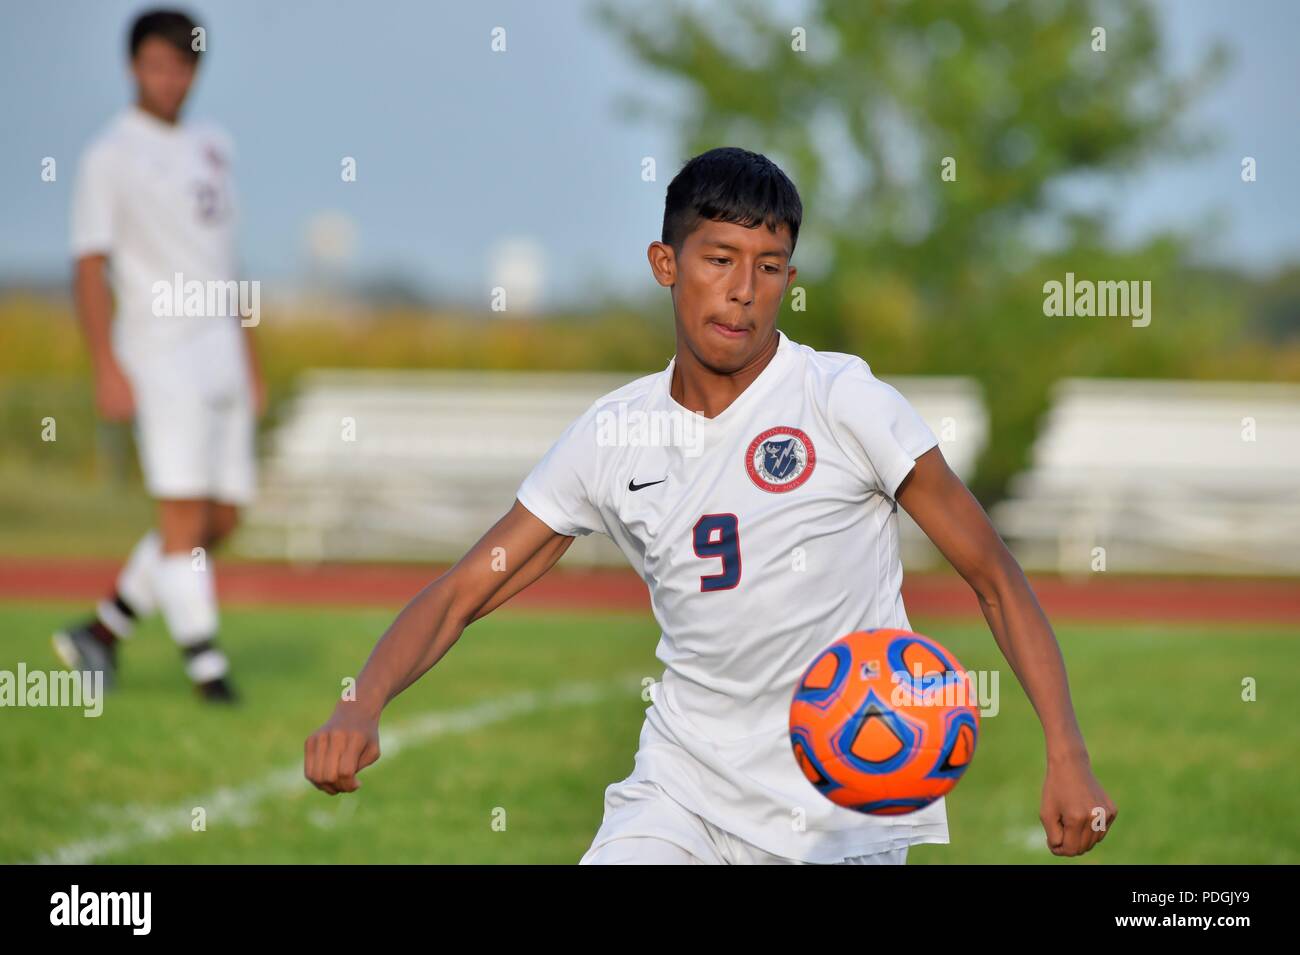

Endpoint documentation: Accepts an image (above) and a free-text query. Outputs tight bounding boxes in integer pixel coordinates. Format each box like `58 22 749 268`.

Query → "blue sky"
1 0 1296 309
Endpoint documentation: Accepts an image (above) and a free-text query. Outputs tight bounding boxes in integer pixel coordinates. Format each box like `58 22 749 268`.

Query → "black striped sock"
181 638 228 684
181 638 217 661
112 592 139 621
88 620 118 648
94 591 140 641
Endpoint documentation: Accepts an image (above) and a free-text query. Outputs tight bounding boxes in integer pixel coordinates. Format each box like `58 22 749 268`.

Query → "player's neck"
670 329 780 420
134 100 182 126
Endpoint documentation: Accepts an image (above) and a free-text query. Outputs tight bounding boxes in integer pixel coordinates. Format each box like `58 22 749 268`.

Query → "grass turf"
0 602 1295 863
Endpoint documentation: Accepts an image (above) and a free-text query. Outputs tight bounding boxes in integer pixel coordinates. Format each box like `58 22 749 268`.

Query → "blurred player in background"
53 9 263 702
304 147 1116 863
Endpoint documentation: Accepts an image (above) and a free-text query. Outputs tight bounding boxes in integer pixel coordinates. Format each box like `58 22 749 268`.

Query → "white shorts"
119 330 256 506
579 777 909 865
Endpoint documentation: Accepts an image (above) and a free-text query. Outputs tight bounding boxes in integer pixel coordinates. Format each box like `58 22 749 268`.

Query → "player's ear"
785 264 798 288
647 241 676 287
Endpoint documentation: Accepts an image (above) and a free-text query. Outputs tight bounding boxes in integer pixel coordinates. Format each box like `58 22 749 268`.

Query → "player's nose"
728 273 755 306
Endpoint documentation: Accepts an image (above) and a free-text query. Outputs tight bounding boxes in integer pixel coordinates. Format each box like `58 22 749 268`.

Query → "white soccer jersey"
516 329 950 862
70 106 243 361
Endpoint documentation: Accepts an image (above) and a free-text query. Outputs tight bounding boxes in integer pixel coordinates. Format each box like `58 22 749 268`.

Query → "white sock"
115 531 162 620
154 552 228 681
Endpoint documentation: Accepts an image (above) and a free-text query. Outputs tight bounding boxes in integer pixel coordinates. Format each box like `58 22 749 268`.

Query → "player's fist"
94 360 135 422
305 708 381 796
1040 753 1118 857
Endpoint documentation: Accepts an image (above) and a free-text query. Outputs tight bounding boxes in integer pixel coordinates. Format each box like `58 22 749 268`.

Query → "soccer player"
53 9 262 703
304 147 1117 863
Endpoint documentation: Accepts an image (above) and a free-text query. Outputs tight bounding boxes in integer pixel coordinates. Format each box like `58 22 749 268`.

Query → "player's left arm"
219 124 265 420
895 446 1118 857
241 321 266 418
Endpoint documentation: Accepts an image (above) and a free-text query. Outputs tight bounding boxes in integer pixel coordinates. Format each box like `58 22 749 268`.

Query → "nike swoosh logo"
628 478 667 492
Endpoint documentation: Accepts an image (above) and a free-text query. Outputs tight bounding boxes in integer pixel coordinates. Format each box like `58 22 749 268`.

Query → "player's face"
131 37 197 122
649 218 798 374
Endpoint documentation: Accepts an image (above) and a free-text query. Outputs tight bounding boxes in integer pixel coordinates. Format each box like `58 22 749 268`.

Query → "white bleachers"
239 369 986 566
241 369 630 564
990 378 1300 575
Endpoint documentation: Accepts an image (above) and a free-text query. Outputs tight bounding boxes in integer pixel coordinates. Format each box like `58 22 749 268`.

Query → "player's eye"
707 256 730 266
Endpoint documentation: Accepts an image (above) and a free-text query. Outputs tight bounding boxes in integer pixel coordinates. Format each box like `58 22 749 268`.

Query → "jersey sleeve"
828 360 939 498
203 122 237 163
70 143 117 258
515 402 606 537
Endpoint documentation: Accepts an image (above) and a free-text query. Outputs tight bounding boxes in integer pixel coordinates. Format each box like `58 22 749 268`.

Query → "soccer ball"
789 628 980 815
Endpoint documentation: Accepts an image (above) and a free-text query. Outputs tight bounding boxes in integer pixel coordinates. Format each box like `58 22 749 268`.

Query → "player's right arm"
304 500 574 795
73 253 134 421
70 139 133 422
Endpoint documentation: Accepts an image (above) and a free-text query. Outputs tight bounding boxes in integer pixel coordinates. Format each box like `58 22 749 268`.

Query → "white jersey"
517 329 950 862
70 106 243 364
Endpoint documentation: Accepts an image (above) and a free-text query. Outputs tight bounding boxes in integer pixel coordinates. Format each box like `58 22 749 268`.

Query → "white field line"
28 674 646 864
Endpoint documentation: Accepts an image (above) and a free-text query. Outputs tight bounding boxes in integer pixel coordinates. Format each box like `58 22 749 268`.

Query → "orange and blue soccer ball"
789 628 980 815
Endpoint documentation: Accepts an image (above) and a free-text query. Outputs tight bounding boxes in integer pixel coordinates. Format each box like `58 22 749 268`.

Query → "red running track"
0 558 1296 623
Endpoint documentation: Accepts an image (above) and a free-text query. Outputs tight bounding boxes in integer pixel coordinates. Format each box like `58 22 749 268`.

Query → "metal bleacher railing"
239 369 989 568
990 378 1300 576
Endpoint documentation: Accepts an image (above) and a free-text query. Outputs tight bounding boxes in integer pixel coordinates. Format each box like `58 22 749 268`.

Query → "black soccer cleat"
195 675 240 704
51 622 118 692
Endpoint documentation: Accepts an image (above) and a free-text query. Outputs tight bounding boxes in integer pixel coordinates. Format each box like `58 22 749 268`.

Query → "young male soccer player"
304 147 1117 863
54 9 262 702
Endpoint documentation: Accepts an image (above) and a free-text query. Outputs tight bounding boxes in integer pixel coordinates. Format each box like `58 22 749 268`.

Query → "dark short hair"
662 147 802 255
129 9 202 61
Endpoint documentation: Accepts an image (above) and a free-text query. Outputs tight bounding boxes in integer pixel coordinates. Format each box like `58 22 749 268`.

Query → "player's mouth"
708 321 750 341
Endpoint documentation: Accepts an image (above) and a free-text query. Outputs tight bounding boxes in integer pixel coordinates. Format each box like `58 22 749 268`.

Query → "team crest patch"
745 426 816 493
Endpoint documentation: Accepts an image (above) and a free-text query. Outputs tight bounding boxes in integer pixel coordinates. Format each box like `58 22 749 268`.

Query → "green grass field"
1 601 1295 864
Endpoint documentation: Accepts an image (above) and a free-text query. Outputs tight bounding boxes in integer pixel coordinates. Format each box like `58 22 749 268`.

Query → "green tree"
598 0 1229 499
